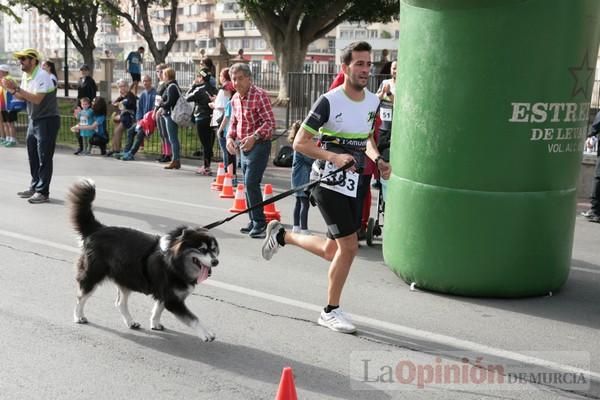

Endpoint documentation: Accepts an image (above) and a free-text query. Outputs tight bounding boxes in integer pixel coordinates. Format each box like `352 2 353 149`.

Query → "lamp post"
64 29 69 97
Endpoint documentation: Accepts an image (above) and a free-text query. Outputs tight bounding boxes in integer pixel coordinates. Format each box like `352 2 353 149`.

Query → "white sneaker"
292 226 301 233
300 229 311 235
318 308 356 333
261 220 283 261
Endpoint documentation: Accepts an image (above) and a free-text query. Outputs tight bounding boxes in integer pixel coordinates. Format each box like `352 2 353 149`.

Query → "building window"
254 38 267 50
369 30 378 39
177 23 184 32
223 20 245 30
395 30 400 39
340 30 353 39
226 39 242 50
355 30 367 39
223 2 239 13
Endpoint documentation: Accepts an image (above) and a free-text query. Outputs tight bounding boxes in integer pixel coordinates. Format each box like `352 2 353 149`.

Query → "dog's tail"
68 178 103 238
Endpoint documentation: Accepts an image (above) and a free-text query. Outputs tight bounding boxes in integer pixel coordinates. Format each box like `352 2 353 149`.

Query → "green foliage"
238 0 399 26
0 3 21 22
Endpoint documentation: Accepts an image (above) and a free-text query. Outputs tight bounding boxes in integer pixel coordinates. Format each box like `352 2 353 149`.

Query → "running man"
261 41 392 334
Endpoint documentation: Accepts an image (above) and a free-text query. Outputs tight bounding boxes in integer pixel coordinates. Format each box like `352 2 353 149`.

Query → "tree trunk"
80 44 95 71
273 40 307 106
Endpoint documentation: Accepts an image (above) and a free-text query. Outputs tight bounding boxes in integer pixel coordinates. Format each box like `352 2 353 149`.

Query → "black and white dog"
68 179 219 342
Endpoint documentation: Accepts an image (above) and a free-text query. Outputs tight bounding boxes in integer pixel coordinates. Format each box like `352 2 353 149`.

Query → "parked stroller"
366 184 385 246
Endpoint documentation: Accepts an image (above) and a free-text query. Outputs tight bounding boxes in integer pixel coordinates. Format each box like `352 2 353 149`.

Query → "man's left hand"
239 135 256 152
378 160 392 180
1 78 16 91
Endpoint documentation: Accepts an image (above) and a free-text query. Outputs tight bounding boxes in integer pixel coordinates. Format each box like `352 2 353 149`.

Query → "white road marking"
1 228 599 381
97 188 225 212
0 175 225 213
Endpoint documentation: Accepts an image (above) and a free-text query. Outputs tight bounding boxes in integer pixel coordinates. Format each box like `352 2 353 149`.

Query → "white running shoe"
318 308 356 334
292 226 301 233
261 220 283 261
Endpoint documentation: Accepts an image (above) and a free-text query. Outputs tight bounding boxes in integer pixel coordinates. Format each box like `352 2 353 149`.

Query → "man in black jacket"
582 110 600 222
74 65 97 154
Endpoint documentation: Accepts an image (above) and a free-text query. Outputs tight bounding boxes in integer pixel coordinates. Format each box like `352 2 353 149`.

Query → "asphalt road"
0 145 599 399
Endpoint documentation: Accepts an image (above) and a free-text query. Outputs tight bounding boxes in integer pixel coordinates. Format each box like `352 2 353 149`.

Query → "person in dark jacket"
159 67 182 170
582 110 600 222
108 79 137 157
120 74 156 161
74 64 98 154
186 68 218 175
154 63 171 163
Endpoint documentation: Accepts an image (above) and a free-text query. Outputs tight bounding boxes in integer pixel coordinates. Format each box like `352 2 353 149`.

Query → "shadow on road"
89 323 392 400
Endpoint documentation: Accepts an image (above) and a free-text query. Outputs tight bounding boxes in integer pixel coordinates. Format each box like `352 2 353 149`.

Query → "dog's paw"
128 322 141 330
151 323 165 331
74 317 88 324
199 330 216 342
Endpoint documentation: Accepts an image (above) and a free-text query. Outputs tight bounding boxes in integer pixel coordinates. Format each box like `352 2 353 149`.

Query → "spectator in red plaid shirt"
226 63 275 239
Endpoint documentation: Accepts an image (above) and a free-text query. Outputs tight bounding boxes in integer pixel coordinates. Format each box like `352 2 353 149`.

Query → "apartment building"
2 4 78 62
117 0 335 66
336 21 400 65
0 14 5 56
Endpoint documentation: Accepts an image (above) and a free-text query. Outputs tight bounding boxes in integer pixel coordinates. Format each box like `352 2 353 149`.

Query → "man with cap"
0 64 20 147
0 48 60 204
74 64 97 154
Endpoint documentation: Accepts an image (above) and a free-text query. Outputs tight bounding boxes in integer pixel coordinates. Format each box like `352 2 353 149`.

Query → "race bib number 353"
320 161 359 198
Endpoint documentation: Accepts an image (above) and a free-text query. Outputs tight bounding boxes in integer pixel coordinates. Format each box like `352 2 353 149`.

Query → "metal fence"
113 60 198 88
112 59 338 91
13 112 221 160
286 72 390 128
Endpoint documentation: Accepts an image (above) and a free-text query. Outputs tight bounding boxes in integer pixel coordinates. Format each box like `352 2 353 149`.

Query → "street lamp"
63 0 69 97
64 33 69 97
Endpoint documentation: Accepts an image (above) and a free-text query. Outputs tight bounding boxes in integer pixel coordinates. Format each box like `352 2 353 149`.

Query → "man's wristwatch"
375 155 384 167
252 132 260 141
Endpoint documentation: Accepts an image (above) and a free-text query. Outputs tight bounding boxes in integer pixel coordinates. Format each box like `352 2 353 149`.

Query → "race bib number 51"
320 161 359 198
380 106 392 122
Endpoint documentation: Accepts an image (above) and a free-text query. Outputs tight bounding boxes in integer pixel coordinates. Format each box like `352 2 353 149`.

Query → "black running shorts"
312 185 360 239
1 111 18 123
130 72 141 83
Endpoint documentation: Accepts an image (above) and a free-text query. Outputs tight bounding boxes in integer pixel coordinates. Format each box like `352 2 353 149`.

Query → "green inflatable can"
384 0 600 297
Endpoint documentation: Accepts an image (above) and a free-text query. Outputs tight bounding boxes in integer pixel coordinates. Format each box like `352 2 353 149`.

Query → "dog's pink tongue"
197 266 210 283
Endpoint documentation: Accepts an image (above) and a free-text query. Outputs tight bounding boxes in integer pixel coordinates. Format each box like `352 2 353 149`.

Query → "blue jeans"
26 116 60 196
218 133 236 172
124 124 144 155
240 140 271 226
163 115 180 161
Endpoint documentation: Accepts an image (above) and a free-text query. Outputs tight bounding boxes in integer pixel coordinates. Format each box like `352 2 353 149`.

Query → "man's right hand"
226 138 237 155
330 153 356 172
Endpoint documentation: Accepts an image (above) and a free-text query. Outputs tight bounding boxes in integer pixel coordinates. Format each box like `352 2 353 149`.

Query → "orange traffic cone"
275 367 298 400
219 173 235 198
211 162 225 191
263 183 281 222
229 184 247 213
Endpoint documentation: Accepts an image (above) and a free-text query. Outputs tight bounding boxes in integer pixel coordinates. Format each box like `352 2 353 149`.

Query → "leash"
202 160 354 230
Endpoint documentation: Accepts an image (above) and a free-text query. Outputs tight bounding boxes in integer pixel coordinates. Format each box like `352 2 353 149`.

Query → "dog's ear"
177 229 188 241
167 225 188 241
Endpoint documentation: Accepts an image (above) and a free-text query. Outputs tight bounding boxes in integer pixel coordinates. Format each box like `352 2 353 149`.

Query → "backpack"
170 84 193 127
273 145 293 167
